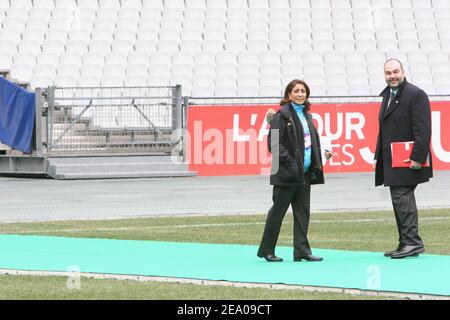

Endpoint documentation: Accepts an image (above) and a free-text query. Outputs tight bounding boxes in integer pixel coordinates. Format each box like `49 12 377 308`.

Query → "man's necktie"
387 91 395 110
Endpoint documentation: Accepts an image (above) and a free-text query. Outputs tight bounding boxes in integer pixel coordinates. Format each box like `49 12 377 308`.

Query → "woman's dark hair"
279 79 311 111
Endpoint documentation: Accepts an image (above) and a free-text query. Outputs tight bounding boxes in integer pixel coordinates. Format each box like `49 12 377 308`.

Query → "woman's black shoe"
294 255 323 262
257 254 283 262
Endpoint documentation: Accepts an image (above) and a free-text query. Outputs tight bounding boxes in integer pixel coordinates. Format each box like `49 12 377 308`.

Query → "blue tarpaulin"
0 77 35 153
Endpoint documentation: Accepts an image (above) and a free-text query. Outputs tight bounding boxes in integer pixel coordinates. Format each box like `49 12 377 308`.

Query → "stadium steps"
46 155 196 180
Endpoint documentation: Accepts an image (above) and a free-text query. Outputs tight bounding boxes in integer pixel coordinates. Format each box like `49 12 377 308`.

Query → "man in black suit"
374 58 433 259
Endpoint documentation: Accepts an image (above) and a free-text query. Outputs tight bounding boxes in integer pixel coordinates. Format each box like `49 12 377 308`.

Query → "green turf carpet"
0 235 449 296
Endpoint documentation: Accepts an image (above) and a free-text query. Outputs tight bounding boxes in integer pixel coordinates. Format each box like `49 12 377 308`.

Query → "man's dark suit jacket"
374 79 433 187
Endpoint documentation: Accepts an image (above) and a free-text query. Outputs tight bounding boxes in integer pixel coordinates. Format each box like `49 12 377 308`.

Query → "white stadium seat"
214 75 236 87
184 8 205 19
0 53 13 71
237 51 259 65
33 64 56 78
270 39 292 52
150 52 171 65
79 64 103 77
96 8 118 19
121 0 143 8
65 40 88 55
147 74 170 86
282 62 302 75
136 29 159 42
56 65 80 77
171 64 193 77
191 86 214 97
111 41 134 55
0 29 21 43
215 63 237 76
346 62 368 76
194 52 215 65
54 0 76 8
77 75 101 87
103 65 126 78
48 18 71 30
170 75 192 95
94 18 116 30
105 53 128 66
114 30 136 42
172 52 194 66
16 40 41 55
148 63 171 76
91 30 114 42
157 40 180 53
134 40 157 53
59 53 83 67
0 0 446 96
224 40 246 53
398 39 420 51
206 8 228 21
259 75 281 87
420 39 441 50
237 85 259 96
259 63 281 76
88 41 111 55
68 29 91 42
126 64 148 77
193 63 215 77
215 86 237 97
182 18 204 31
77 0 98 9
36 53 59 66
30 75 53 90
6 8 28 19
53 75 77 88
127 52 150 66
124 75 147 87
117 18 139 31
13 53 36 68
348 84 371 95
9 65 34 84
236 63 259 76
205 18 226 31
237 74 259 87
259 85 282 96
192 75 214 87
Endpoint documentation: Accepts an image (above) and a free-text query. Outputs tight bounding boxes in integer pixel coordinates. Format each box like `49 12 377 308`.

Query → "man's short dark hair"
384 58 404 71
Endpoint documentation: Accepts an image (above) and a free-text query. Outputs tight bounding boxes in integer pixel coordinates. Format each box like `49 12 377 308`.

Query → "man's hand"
373 160 377 171
404 159 422 170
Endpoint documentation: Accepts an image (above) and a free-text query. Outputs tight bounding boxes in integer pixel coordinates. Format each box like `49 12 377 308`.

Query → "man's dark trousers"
390 185 424 247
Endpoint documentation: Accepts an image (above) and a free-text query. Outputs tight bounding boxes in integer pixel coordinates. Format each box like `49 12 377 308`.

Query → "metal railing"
27 91 450 157
36 85 182 155
186 94 450 106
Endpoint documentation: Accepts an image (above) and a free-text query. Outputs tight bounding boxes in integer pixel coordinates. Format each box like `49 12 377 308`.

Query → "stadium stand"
0 0 449 96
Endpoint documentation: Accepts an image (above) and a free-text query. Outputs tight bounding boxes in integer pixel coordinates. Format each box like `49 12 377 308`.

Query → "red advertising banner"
186 102 450 176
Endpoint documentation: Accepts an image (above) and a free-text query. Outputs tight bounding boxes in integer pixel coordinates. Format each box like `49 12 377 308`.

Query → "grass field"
0 209 449 300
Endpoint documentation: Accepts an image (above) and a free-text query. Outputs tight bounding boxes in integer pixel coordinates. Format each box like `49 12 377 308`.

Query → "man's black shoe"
257 253 283 262
390 245 425 259
384 244 405 257
294 254 323 262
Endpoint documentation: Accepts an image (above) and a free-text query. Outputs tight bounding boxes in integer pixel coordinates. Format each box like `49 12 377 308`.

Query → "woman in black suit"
257 79 334 262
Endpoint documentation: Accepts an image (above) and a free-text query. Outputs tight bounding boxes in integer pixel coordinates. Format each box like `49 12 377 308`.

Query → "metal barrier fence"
184 94 450 139
37 85 182 155
186 94 450 106
186 95 381 107
16 91 450 157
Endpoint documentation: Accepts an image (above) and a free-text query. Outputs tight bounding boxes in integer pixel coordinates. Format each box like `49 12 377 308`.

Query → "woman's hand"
324 149 336 160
